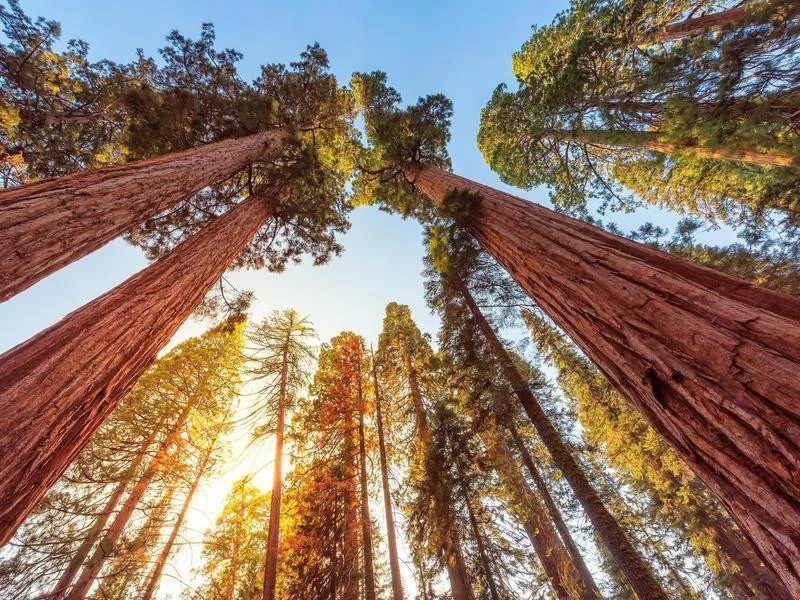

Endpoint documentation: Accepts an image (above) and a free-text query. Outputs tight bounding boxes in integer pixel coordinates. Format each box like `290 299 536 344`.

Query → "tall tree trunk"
0 129 283 301
226 491 247 600
405 353 473 600
456 277 667 600
342 404 360 600
371 357 404 600
506 421 602 599
410 164 800 595
262 341 290 600
0 190 280 547
141 417 226 600
65 403 193 599
461 488 501 600
569 129 795 168
357 366 377 600
47 419 164 598
479 424 592 600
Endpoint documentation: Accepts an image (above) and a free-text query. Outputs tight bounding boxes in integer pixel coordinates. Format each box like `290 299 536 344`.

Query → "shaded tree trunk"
46 419 164 598
411 164 800 595
342 404 360 600
457 276 667 600
0 190 280 546
357 365 377 600
226 491 247 600
405 353 473 600
0 129 283 301
479 425 593 600
569 129 795 168
65 402 193 599
462 488 501 600
262 340 290 600
371 358 404 600
506 421 602 599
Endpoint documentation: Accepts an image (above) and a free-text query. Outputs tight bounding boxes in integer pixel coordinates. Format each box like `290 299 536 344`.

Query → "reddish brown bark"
65 402 194 599
357 364 377 600
656 6 750 41
372 358 405 600
457 276 667 599
342 408 360 600
507 422 602 599
481 429 588 600
46 420 165 598
0 129 283 301
571 129 795 168
262 339 289 600
410 164 800 595
0 191 279 546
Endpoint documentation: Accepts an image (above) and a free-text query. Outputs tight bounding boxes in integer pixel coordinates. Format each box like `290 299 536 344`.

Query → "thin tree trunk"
457 277 667 600
141 415 226 600
226 491 247 600
19 109 109 127
479 425 592 600
371 357 404 600
357 363 377 600
570 128 795 168
410 164 800 595
0 190 280 547
405 353 472 600
342 402 360 600
462 488 501 600
0 129 283 301
46 419 164 598
506 421 602 599
65 402 193 599
262 340 290 600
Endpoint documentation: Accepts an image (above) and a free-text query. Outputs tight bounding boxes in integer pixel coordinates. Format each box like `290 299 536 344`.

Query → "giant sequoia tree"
354 71 800 595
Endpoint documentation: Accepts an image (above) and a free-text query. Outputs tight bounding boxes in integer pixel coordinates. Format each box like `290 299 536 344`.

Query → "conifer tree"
354 71 800 593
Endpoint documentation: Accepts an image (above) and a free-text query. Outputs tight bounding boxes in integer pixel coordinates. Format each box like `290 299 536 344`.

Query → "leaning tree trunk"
405 354 473 600
569 129 795 168
461 488 501 600
372 359 405 600
0 128 283 301
0 190 280 546
457 276 667 600
411 164 800 595
46 418 165 599
479 423 594 600
357 370 377 600
262 344 289 600
65 402 194 600
141 414 226 600
506 421 602 599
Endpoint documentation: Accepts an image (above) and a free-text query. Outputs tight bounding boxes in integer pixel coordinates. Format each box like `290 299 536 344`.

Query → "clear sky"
0 0 726 596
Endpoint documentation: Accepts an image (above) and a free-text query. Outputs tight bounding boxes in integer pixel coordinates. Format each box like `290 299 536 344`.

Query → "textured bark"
262 342 289 600
65 403 193 600
142 419 224 600
457 277 667 600
372 359 404 600
507 422 602 599
411 164 800 595
0 128 283 301
0 191 279 546
480 427 591 600
405 353 472 600
46 421 164 599
357 369 377 600
462 489 501 600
